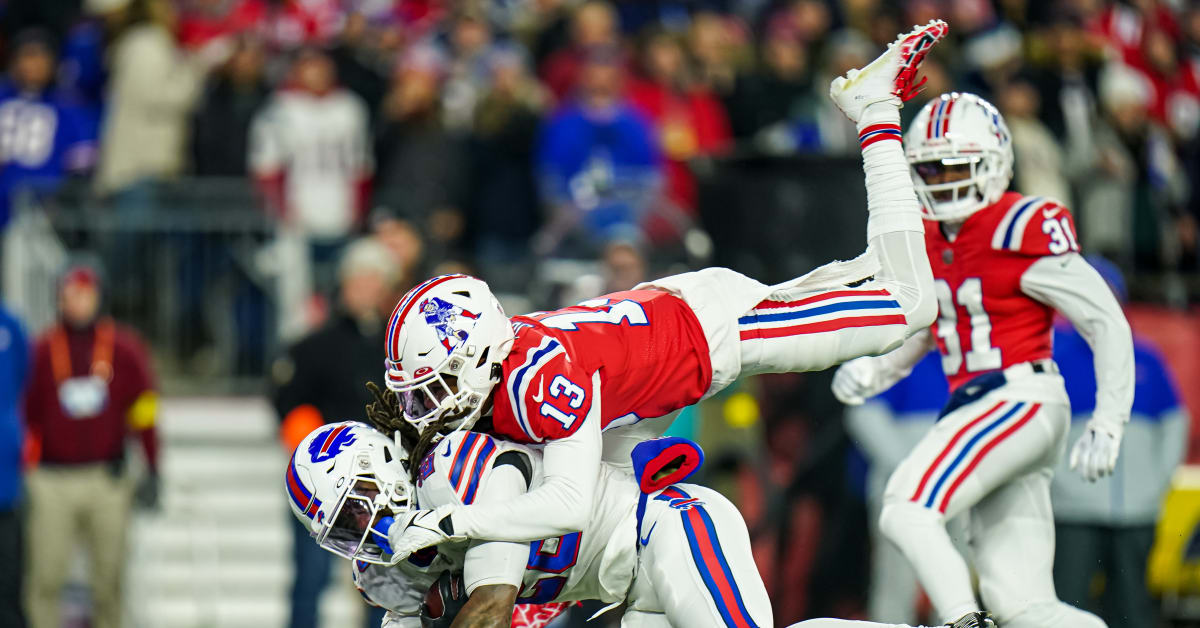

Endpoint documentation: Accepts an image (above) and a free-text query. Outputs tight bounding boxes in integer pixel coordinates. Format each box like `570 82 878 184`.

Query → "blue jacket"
0 306 28 509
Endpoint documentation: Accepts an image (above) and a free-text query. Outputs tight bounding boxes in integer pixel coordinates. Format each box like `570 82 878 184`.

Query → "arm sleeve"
462 464 532 594
453 371 602 542
1019 253 1134 428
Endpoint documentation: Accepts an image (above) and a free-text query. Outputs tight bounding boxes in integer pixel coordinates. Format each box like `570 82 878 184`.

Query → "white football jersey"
415 431 640 605
249 88 372 239
352 549 460 621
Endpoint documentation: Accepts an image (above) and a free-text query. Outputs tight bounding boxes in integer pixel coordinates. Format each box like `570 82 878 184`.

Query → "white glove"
832 357 883 405
1069 420 1124 482
386 504 463 563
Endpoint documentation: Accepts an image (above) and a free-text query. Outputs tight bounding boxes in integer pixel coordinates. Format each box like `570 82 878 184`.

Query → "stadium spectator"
0 29 99 229
95 0 227 197
844 352 947 625
23 262 159 628
725 17 820 152
441 6 505 131
686 11 744 97
535 45 661 256
372 44 466 264
250 47 372 294
463 47 545 287
190 35 270 177
627 28 732 228
998 76 1073 204
176 0 268 50
539 0 620 101
0 305 28 628
327 12 394 119
1051 257 1188 627
272 238 398 628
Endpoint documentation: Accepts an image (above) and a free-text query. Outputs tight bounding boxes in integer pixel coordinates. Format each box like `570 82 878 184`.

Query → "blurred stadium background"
3 0 1200 626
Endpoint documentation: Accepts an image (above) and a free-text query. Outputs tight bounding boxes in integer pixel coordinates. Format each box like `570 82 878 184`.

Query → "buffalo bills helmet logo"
420 296 480 351
308 425 359 463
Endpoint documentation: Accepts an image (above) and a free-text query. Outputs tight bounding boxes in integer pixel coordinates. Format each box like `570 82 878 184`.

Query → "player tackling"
831 92 1134 627
375 20 951 564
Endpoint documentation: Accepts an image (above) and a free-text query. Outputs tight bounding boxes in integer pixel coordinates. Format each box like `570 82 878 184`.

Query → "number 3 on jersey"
935 277 1001 375
538 375 587 429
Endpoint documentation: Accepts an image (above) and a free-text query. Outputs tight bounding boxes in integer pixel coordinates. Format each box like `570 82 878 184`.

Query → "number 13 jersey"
925 192 1080 392
489 290 713 444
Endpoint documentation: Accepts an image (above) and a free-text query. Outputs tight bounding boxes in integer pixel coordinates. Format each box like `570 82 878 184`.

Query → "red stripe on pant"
684 507 757 628
936 403 1041 513
739 314 906 340
908 401 1007 503
752 288 893 310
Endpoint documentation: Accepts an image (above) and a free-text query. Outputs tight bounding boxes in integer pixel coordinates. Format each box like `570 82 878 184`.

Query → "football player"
831 93 1134 627
379 20 949 561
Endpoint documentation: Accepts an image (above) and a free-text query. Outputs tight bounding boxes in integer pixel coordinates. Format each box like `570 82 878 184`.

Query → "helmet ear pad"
904 92 1014 222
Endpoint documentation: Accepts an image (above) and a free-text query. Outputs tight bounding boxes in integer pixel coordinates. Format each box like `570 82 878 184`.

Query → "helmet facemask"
313 451 413 565
911 150 1008 222
386 345 500 436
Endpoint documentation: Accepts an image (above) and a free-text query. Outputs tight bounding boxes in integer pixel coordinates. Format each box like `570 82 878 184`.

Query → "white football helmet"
905 92 1014 221
286 421 412 564
383 274 515 434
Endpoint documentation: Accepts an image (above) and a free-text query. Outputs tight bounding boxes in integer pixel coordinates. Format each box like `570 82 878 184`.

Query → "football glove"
1069 420 1123 482
831 357 883 406
420 570 468 628
387 504 463 562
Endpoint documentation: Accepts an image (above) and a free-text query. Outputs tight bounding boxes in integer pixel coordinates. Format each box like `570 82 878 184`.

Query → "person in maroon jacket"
22 262 159 628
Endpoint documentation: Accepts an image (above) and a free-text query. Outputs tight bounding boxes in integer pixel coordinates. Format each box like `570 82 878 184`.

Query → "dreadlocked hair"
364 381 458 482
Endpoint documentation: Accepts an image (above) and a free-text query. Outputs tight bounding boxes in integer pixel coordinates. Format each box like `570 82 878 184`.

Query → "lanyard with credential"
49 318 115 385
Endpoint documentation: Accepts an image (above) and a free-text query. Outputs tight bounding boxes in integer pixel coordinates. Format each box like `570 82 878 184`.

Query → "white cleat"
945 612 997 628
829 19 949 123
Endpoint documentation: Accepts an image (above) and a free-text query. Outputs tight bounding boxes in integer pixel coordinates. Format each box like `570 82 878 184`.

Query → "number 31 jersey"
490 290 712 444
925 192 1080 392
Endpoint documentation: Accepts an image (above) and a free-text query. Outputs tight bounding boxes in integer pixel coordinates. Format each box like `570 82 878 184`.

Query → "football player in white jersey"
285 392 997 628
831 93 1134 627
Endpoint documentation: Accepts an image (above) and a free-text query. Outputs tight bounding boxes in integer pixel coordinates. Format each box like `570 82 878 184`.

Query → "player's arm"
451 585 519 628
1020 252 1134 480
832 328 935 405
388 372 602 556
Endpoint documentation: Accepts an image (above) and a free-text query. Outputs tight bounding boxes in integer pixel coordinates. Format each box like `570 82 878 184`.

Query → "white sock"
857 103 924 240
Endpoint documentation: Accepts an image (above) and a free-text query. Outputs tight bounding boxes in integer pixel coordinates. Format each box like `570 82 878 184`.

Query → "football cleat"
945 612 997 628
829 19 949 123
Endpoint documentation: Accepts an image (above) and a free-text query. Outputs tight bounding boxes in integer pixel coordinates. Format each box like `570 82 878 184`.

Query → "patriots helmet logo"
420 296 480 352
308 425 359 463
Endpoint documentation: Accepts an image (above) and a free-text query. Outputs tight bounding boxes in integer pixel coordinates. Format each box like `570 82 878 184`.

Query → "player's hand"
832 357 880 405
420 571 468 628
1069 423 1123 482
387 505 463 562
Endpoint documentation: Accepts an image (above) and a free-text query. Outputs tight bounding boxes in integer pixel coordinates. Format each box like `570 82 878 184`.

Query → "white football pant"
877 378 1105 627
622 483 773 628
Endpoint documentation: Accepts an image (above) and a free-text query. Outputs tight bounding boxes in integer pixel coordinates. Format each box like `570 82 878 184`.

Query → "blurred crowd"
3 0 1200 303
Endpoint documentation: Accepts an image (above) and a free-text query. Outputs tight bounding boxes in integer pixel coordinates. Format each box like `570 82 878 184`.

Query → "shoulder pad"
496 336 592 443
990 196 1079 256
416 431 501 508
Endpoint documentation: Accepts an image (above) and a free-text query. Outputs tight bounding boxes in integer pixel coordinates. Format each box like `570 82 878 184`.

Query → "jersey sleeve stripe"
448 432 479 489
508 338 564 442
935 403 1040 513
668 486 760 628
991 196 1045 251
461 439 497 505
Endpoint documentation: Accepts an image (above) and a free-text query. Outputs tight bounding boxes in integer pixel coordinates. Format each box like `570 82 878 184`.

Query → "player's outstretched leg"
740 21 949 375
786 612 994 628
627 484 773 628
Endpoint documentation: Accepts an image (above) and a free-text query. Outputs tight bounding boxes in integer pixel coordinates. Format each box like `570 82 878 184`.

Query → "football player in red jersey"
831 92 1133 628
378 21 949 564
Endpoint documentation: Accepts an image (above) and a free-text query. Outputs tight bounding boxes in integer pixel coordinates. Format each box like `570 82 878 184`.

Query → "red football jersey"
489 290 712 443
925 192 1080 392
